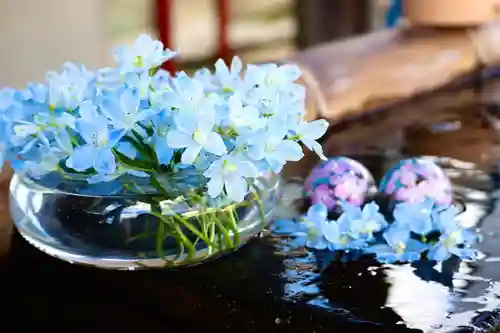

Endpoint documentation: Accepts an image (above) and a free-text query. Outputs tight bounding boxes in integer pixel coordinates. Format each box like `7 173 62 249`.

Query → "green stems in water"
138 176 266 266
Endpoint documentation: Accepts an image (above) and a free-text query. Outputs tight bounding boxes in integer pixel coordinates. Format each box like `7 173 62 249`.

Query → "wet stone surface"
3 80 500 332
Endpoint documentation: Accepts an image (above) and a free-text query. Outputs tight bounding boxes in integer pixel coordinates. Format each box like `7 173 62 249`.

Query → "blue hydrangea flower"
247 130 303 173
22 145 64 178
46 62 94 110
338 201 388 240
393 198 435 235
167 106 226 165
159 73 218 113
124 71 152 100
214 57 243 91
99 88 157 130
431 204 460 233
66 103 123 174
193 68 217 91
0 118 13 168
289 119 329 160
114 34 176 73
26 83 49 104
95 67 124 91
300 203 329 249
227 96 264 130
244 63 301 90
203 154 258 202
366 224 430 263
427 229 479 262
320 218 356 251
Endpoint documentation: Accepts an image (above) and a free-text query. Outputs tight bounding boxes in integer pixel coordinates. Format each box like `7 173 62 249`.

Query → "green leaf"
112 149 153 172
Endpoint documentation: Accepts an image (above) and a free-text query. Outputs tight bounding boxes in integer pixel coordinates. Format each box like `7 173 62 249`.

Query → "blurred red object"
217 0 232 61
155 0 175 73
155 0 232 74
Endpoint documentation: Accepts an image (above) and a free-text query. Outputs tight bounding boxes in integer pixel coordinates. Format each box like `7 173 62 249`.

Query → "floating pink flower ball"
380 158 452 207
305 157 376 211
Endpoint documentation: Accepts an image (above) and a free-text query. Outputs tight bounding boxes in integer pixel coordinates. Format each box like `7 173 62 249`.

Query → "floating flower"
339 201 388 240
393 198 435 235
427 229 479 262
301 203 330 249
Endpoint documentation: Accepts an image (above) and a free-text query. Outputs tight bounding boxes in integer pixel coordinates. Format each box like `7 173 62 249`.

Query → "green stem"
173 224 196 259
226 207 240 245
151 211 216 248
131 129 159 167
112 149 153 172
149 211 193 261
250 183 266 227
149 173 171 198
151 201 165 259
208 219 216 254
212 213 234 249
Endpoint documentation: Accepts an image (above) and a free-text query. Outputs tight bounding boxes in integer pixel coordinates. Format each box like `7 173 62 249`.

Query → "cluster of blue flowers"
301 199 480 263
0 34 328 202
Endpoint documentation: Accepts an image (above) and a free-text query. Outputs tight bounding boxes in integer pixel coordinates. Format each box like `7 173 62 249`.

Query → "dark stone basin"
2 79 500 332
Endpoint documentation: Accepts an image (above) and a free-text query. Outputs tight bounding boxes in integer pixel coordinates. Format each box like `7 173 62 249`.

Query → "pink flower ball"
380 158 452 206
305 157 376 210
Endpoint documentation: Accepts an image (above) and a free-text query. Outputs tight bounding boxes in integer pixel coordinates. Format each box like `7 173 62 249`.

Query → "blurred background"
0 0 391 88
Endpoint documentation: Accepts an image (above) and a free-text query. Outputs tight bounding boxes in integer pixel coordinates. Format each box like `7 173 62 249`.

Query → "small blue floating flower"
338 201 388 240
366 224 430 263
393 198 435 235
427 229 479 262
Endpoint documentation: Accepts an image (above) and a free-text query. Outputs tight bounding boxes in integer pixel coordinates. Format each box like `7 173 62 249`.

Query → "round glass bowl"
9 171 280 270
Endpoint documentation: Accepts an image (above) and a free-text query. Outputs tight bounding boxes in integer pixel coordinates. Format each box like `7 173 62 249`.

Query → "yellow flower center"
192 130 207 145
395 241 406 254
222 159 237 172
339 236 350 246
92 132 107 147
444 231 460 248
133 56 144 68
